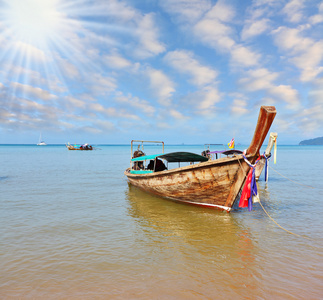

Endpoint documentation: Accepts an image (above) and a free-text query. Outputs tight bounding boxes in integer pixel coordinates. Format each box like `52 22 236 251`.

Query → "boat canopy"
159 152 208 162
131 152 208 163
131 154 163 162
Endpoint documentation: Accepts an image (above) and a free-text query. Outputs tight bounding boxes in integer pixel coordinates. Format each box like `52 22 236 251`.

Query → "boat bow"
224 106 276 208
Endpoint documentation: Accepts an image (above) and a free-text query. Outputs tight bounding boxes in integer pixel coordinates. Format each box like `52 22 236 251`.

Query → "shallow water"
1 145 322 299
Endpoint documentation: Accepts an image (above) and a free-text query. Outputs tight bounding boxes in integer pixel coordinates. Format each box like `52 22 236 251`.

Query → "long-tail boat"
124 106 276 212
66 143 93 150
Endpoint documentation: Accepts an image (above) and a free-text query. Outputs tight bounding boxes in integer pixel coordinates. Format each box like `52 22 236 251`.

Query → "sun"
4 0 62 47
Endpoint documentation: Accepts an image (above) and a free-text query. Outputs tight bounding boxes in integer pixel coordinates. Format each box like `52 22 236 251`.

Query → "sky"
0 0 323 145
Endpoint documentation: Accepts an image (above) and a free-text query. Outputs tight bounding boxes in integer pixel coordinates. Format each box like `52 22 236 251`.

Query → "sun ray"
0 0 143 134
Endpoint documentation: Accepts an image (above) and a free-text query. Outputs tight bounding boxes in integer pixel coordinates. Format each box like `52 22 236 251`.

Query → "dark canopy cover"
159 152 208 163
131 152 208 163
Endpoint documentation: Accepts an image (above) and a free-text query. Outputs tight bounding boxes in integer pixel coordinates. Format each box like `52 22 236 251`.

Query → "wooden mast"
246 106 277 157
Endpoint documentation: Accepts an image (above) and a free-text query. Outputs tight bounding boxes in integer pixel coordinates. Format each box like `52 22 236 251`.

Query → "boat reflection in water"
125 184 263 298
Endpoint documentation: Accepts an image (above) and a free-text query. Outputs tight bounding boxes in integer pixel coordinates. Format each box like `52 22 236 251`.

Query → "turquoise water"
1 144 322 299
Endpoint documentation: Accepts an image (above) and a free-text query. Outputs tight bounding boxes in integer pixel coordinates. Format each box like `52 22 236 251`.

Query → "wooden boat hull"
125 155 251 211
125 106 276 211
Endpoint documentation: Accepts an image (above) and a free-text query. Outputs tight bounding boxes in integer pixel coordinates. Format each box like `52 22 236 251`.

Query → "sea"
1 144 322 299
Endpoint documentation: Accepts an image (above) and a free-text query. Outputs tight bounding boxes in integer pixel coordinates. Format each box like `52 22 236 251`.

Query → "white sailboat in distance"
37 133 47 146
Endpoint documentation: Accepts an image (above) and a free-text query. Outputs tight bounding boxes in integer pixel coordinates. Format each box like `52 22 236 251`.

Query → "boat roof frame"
131 151 208 163
131 140 164 157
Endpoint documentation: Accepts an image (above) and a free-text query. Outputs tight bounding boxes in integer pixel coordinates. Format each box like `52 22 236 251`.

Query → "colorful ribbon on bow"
239 154 261 211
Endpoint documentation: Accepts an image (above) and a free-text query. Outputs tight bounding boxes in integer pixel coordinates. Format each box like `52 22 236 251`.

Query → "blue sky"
0 0 322 145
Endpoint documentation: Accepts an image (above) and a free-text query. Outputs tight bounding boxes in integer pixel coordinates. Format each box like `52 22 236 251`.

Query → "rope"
269 166 316 189
236 155 248 177
242 152 261 168
258 199 313 241
234 154 314 241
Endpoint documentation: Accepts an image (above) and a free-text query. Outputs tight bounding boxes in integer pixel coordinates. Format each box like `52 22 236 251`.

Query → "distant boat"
66 143 93 150
37 133 47 146
124 106 276 212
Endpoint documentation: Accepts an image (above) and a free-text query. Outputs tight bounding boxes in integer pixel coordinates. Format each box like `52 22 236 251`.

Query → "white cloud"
310 87 323 105
164 50 217 86
64 96 87 109
199 86 221 110
1 63 66 94
309 14 323 24
298 105 323 133
194 1 261 68
156 121 171 129
230 45 260 67
231 99 249 115
57 57 80 79
104 53 132 69
104 0 137 22
115 93 155 116
14 41 48 62
188 85 221 112
159 0 211 24
244 0 283 22
88 103 140 120
239 68 300 109
241 18 270 40
282 0 305 23
92 119 116 132
18 98 55 114
309 1 323 24
147 68 175 105
89 74 117 95
275 118 294 132
297 87 323 133
272 26 311 53
177 84 222 117
0 93 64 130
134 13 166 59
0 109 15 123
291 41 323 81
67 2 164 61
270 85 300 109
87 102 105 113
53 0 136 24
170 109 187 120
80 126 102 134
10 82 57 101
107 107 140 120
206 0 235 22
193 0 236 51
272 26 323 81
239 68 278 91
194 7 235 51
